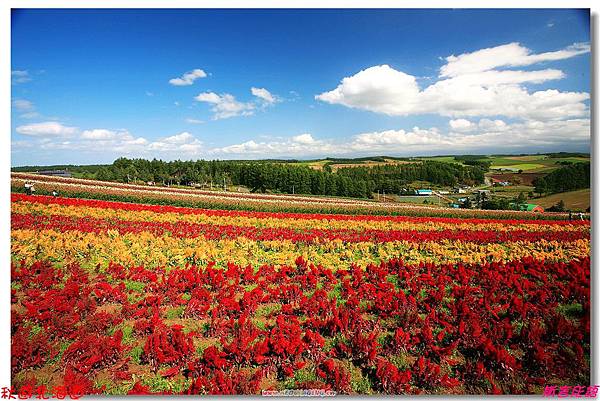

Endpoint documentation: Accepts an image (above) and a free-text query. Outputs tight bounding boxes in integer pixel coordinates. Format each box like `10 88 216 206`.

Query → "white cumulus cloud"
316 65 421 115
449 119 476 132
81 129 118 140
169 69 207 86
251 87 278 104
14 122 209 159
213 133 334 156
292 133 317 144
16 122 78 137
149 132 202 154
440 42 590 77
350 127 447 149
79 130 149 154
209 113 589 159
477 119 509 132
195 92 255 120
342 119 589 154
316 42 590 121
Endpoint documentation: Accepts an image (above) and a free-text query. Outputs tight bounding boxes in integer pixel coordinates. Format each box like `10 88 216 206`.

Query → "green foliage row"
533 162 590 195
85 157 485 199
333 161 485 193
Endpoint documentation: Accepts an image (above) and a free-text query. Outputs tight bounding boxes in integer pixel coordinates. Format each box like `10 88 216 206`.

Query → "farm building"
491 178 510 186
511 203 544 213
523 204 544 213
491 167 520 172
36 170 71 178
415 189 433 196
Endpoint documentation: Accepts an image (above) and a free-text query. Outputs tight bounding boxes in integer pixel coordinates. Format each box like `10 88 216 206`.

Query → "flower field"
12 172 574 219
10 190 590 395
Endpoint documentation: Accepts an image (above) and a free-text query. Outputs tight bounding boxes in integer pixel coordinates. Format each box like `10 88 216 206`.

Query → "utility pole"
292 185 295 195
223 177 226 192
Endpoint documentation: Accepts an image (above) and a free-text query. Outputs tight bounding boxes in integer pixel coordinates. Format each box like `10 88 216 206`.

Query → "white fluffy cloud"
213 133 334 156
317 65 421 115
161 132 193 144
16 122 78 137
169 69 207 86
343 119 589 154
78 130 149 153
440 42 590 77
11 86 203 158
38 129 147 152
251 87 278 104
350 127 447 149
316 42 589 121
449 119 475 132
14 124 204 157
148 132 203 154
477 119 509 132
210 114 589 158
292 133 317 144
195 92 255 120
81 129 117 140
449 118 508 134
194 87 280 119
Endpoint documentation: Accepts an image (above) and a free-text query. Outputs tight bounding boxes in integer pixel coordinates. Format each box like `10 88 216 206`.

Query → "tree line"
533 162 590 195
89 158 486 199
334 162 485 194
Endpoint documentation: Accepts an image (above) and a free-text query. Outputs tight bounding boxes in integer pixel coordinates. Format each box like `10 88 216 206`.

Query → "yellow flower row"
11 200 589 234
11 228 590 271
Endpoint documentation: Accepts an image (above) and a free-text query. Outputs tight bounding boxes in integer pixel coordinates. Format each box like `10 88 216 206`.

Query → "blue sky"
11 9 590 166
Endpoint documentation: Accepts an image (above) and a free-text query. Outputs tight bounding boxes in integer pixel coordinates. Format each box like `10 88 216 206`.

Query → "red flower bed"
12 193 585 226
11 255 590 394
11 212 588 244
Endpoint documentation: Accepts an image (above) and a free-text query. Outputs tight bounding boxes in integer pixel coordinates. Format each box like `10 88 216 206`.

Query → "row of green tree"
334 162 485 193
478 192 527 211
533 162 590 195
92 158 485 198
